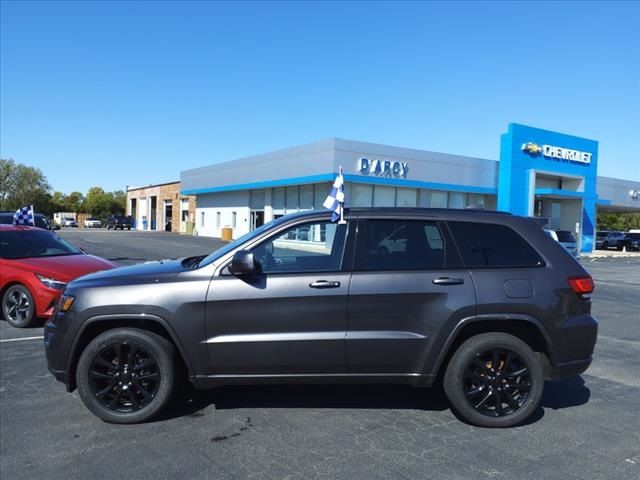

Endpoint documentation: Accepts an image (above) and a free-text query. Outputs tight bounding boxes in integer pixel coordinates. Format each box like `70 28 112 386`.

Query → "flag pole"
338 166 346 224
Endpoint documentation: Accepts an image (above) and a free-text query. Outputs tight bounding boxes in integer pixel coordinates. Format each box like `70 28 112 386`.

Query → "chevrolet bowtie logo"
522 142 543 155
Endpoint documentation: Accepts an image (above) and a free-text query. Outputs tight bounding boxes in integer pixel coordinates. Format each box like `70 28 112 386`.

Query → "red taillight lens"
568 276 594 295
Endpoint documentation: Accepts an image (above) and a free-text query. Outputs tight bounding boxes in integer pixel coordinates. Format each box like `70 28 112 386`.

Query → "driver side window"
251 221 347 274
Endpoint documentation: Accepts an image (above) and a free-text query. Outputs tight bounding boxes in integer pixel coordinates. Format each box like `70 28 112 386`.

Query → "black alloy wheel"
2 284 36 328
462 348 530 417
76 328 176 423
88 341 161 413
444 332 544 428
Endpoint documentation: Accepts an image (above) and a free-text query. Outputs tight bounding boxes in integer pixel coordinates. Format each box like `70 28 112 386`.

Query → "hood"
70 258 188 288
12 254 116 282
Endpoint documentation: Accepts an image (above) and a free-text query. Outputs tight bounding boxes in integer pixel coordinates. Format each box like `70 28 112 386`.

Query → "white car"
84 218 102 228
545 229 579 258
62 217 78 228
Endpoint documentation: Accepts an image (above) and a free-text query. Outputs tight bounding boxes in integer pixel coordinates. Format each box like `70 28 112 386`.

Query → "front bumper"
44 309 77 391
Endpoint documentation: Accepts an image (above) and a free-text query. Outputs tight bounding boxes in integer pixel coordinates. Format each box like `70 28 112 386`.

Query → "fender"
426 313 556 381
66 313 197 379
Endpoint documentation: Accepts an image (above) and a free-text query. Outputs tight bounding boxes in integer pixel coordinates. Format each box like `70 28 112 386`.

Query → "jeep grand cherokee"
45 208 597 427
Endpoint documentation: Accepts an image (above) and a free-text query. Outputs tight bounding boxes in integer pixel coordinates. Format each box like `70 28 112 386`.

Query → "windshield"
556 231 577 243
0 229 82 259
197 216 289 268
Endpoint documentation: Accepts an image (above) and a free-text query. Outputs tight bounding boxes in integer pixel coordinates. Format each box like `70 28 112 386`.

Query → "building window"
373 186 395 207
314 184 329 209
286 186 299 213
467 193 485 207
431 191 448 208
352 184 373 207
249 190 266 210
448 192 466 209
299 184 314 210
396 188 417 207
216 212 221 228
232 211 237 228
273 188 285 215
201 212 205 227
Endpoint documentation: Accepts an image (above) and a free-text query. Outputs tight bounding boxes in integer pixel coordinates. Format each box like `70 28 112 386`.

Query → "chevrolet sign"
522 142 592 165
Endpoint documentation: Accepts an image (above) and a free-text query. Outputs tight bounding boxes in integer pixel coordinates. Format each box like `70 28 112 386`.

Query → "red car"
0 225 116 328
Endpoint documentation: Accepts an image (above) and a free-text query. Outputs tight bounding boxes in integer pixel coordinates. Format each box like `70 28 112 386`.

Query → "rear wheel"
444 332 544 428
76 328 176 423
2 284 36 328
602 241 609 249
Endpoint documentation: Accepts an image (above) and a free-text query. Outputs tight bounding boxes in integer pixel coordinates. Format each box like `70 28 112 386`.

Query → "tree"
597 212 640 231
0 158 51 211
64 191 85 212
83 187 123 220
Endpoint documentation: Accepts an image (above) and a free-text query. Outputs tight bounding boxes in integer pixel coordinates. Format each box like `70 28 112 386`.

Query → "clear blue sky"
1 1 638 194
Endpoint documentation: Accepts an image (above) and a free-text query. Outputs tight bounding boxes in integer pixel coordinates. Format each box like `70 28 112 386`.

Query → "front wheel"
76 328 176 424
2 284 36 328
444 332 544 428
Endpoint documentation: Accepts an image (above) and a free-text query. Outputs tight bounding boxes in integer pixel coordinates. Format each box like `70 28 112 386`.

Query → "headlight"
36 274 67 291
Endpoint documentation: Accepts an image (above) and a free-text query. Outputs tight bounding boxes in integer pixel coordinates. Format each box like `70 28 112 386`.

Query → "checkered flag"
323 167 346 223
13 205 34 226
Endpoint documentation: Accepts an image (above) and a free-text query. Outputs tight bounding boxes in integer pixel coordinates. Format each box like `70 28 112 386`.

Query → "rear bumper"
552 314 598 380
554 357 593 380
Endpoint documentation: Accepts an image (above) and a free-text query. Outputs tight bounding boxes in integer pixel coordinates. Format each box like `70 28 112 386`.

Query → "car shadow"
541 376 590 410
155 375 591 426
155 383 451 422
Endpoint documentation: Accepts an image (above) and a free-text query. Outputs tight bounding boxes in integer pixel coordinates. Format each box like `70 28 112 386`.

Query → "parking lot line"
0 336 43 343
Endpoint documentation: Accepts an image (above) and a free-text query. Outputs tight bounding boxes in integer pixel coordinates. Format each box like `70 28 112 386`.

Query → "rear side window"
448 221 543 268
355 220 445 271
556 231 576 243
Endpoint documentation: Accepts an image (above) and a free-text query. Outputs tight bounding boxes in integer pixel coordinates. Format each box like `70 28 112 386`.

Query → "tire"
76 328 177 424
616 243 623 251
127 226 131 230
443 332 544 428
2 284 36 328
602 241 609 250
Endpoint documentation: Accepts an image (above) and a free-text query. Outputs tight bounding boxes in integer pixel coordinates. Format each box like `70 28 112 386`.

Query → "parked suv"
596 231 626 250
105 215 133 230
45 208 597 427
623 232 640 251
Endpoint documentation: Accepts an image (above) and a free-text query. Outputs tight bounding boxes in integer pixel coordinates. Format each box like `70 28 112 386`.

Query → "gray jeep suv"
45 208 597 427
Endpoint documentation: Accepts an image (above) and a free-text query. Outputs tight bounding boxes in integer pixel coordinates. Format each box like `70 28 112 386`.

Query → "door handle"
432 277 465 286
309 280 341 289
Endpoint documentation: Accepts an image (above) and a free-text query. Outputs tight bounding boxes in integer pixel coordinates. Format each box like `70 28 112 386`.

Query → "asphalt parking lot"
1 229 639 480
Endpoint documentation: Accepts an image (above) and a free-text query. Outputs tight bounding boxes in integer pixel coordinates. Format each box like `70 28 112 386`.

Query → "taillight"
568 276 594 296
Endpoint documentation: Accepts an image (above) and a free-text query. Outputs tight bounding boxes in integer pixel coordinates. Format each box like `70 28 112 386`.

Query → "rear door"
346 218 476 374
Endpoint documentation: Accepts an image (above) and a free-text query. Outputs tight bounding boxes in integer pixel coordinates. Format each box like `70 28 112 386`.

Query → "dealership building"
180 123 640 253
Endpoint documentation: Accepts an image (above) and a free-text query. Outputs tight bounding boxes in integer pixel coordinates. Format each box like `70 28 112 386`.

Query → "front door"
347 219 475 374
250 210 265 231
204 219 351 374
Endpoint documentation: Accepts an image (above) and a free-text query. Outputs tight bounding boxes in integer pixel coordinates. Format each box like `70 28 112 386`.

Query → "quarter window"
448 221 544 268
355 220 445 271
251 221 347 274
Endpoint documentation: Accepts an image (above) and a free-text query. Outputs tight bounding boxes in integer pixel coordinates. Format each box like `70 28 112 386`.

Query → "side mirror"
229 250 258 275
